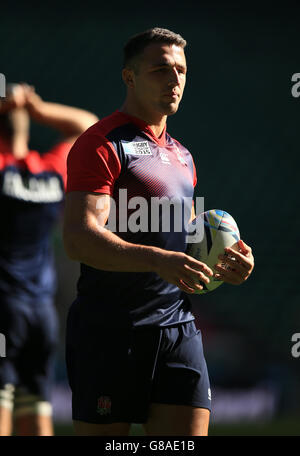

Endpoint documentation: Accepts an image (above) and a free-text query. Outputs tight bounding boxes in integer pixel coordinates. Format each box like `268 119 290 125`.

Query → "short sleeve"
66 133 121 195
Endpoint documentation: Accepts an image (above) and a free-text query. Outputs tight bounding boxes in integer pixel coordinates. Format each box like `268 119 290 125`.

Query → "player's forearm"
27 101 98 136
64 224 163 273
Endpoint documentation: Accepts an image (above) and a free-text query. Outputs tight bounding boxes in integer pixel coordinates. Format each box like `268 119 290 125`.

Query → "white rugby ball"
186 209 240 294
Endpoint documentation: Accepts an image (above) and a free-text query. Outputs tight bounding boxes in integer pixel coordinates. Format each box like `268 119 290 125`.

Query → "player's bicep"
63 191 111 257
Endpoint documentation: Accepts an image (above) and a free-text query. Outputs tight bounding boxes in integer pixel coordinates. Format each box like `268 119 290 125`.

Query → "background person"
0 83 98 436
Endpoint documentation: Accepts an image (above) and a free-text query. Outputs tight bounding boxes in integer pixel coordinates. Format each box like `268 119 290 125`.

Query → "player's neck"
120 100 167 139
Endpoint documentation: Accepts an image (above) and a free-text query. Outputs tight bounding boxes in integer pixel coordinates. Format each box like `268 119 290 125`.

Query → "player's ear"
122 68 136 89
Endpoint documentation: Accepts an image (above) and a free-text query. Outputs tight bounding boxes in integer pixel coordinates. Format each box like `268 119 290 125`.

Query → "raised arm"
23 84 99 141
63 191 214 294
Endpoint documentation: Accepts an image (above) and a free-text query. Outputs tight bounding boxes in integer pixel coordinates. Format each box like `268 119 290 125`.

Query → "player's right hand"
154 250 214 294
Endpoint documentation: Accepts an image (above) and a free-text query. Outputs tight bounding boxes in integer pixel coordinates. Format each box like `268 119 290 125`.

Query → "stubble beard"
158 99 181 117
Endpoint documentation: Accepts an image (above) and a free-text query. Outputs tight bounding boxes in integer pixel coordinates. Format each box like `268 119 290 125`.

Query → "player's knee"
0 384 15 411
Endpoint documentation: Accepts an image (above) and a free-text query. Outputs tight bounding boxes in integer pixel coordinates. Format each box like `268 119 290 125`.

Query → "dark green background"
1 0 299 432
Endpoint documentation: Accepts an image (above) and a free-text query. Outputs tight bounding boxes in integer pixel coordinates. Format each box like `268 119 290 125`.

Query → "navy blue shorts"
66 300 211 424
0 301 58 401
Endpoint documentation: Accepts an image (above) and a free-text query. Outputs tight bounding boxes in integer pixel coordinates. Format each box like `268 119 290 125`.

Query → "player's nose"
168 67 180 87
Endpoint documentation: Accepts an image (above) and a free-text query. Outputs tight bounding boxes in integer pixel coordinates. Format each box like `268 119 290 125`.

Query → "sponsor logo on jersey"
97 395 112 415
2 171 63 203
123 141 152 156
159 151 170 164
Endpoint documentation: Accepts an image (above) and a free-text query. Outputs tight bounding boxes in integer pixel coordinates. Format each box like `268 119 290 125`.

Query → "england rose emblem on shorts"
97 396 112 415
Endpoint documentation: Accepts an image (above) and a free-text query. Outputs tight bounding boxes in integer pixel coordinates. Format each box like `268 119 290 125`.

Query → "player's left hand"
214 239 254 285
22 84 43 113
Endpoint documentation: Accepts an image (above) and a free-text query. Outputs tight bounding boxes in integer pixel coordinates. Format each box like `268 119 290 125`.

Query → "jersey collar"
115 110 167 147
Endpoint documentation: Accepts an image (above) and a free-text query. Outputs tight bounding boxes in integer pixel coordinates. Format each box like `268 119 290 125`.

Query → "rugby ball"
186 209 240 293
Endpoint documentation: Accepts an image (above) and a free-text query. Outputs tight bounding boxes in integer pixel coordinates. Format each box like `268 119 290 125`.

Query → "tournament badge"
97 395 112 415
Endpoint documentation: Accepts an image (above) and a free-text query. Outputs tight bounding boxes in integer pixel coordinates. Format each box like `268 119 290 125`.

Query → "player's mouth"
163 92 180 100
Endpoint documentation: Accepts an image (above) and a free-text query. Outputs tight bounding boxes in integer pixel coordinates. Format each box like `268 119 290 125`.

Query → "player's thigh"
143 403 210 436
147 322 211 436
18 305 58 399
73 420 131 436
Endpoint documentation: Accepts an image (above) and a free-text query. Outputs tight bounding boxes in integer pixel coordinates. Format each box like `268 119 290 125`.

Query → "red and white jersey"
66 110 197 327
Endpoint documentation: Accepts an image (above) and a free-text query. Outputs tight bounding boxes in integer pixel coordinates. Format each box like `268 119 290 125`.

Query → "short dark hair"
123 27 187 69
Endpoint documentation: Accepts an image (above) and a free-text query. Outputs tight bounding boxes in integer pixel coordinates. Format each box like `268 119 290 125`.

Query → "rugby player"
0 84 98 436
63 28 254 436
